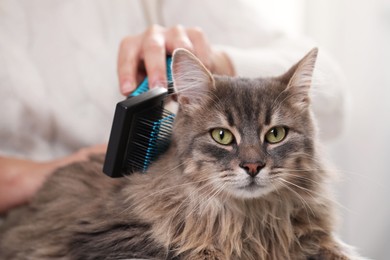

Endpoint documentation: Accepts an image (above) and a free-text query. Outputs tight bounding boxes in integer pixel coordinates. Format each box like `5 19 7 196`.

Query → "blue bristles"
141 112 175 172
130 78 150 97
125 57 175 173
126 107 174 173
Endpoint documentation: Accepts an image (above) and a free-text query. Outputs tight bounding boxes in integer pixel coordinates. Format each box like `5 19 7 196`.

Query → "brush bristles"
125 108 175 173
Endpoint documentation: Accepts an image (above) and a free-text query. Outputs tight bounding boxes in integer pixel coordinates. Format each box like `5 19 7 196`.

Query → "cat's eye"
265 126 287 144
211 128 234 145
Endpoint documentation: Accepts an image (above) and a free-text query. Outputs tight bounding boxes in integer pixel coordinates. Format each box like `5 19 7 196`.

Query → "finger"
165 25 194 54
117 35 140 95
186 27 212 70
89 144 108 154
142 25 167 88
64 144 108 166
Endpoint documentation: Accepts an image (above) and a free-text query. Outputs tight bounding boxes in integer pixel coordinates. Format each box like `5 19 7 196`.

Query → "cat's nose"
239 162 265 177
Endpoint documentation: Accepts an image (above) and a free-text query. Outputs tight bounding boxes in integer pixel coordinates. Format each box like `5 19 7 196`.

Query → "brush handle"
130 56 173 97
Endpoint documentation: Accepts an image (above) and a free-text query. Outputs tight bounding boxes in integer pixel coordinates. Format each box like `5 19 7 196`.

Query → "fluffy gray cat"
0 48 364 259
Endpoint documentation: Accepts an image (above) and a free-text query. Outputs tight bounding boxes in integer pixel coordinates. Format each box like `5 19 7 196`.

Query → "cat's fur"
0 49 363 259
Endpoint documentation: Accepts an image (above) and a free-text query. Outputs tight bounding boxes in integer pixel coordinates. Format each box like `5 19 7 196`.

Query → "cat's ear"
280 48 318 108
172 48 214 109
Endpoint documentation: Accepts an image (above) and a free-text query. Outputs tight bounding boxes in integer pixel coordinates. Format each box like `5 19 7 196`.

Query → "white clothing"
0 0 345 160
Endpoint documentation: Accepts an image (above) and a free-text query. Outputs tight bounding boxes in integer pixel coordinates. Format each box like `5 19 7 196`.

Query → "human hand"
117 25 235 96
0 144 107 214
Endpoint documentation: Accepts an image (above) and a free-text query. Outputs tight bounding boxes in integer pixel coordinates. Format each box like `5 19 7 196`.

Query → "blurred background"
265 0 389 259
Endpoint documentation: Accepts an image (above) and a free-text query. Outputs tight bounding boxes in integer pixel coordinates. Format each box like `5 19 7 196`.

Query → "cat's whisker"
185 179 222 215
164 182 212 248
277 175 354 214
188 178 223 207
124 174 219 211
200 182 228 217
121 159 195 203
292 159 385 189
120 174 193 214
276 179 315 227
269 181 284 204
325 169 385 188
282 173 323 187
277 178 315 215
166 178 224 249
273 167 325 173
278 177 315 196
157 158 192 178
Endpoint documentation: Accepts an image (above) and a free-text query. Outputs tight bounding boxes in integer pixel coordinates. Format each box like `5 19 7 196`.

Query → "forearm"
0 144 107 213
0 157 55 213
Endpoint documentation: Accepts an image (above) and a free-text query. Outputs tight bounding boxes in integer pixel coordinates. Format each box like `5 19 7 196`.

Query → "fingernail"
121 80 135 95
150 79 165 89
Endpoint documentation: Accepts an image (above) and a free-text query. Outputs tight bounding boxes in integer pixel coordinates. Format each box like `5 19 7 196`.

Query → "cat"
0 48 364 260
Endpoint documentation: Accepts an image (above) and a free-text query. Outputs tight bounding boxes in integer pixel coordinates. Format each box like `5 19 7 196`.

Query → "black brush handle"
103 57 173 177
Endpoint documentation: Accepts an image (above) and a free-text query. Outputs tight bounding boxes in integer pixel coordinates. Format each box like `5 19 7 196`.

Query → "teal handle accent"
130 57 173 97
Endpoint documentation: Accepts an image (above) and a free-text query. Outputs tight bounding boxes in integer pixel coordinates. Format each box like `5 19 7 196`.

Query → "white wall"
304 0 390 259
256 0 306 34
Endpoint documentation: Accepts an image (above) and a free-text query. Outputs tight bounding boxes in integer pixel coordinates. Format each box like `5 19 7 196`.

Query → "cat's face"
172 48 319 199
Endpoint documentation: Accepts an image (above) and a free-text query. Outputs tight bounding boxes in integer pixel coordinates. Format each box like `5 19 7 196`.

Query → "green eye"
211 128 234 145
265 126 287 144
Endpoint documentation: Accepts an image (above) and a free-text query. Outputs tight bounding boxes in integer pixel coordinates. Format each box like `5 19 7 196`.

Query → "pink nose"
239 162 265 177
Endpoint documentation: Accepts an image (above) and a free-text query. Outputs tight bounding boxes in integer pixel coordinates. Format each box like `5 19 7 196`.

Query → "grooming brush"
103 57 175 178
